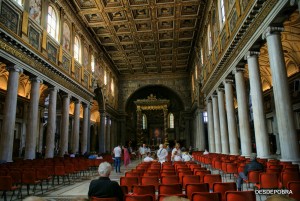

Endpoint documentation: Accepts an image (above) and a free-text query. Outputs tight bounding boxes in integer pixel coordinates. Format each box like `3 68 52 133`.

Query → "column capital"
99 109 106 114
74 99 81 104
61 93 71 99
224 78 234 84
262 27 284 40
30 76 43 84
206 97 212 103
212 92 218 98
233 67 245 74
48 86 59 92
244 51 260 60
6 65 23 73
82 102 91 108
218 87 225 92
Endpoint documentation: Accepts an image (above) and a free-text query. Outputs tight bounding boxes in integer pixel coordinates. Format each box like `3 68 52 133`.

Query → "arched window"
111 78 114 96
91 55 95 73
104 70 107 85
74 35 81 63
207 25 212 55
169 113 174 129
13 0 23 6
47 6 59 41
219 0 226 27
142 114 147 129
195 65 198 80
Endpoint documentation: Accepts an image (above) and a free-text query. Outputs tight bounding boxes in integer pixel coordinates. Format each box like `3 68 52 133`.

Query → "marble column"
72 100 80 154
245 51 270 158
263 27 300 161
110 119 115 148
163 108 169 145
212 94 221 153
25 77 42 159
197 110 206 151
234 68 252 157
59 94 70 156
38 109 45 153
99 110 106 153
217 88 229 154
0 66 22 162
207 99 215 152
81 103 89 154
224 79 239 155
45 87 58 158
106 116 111 152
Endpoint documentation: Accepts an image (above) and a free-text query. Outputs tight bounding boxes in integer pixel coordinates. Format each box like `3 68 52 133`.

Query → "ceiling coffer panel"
72 0 205 74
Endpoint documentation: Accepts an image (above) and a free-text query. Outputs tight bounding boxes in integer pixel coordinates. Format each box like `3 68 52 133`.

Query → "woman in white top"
171 143 182 162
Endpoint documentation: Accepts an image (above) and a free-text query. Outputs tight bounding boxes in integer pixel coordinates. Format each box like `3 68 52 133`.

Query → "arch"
125 84 185 111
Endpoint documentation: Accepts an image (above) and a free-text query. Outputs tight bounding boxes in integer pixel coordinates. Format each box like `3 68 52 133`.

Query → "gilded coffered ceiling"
70 0 206 74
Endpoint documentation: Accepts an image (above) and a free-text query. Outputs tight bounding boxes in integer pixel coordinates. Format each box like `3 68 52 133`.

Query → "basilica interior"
0 0 300 200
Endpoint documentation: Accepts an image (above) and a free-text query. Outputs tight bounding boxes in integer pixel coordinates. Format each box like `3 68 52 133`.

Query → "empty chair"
158 194 186 201
287 181 300 200
161 172 176 177
22 169 43 195
0 176 21 201
141 176 159 190
203 174 222 190
178 171 193 183
133 185 155 195
182 175 200 189
158 184 182 195
126 172 141 177
195 170 211 183
124 194 154 201
143 172 160 177
191 192 222 201
213 182 237 201
161 176 179 184
53 166 70 185
279 172 300 188
91 197 118 201
120 177 139 192
225 191 256 201
120 185 129 195
186 183 209 199
255 173 279 190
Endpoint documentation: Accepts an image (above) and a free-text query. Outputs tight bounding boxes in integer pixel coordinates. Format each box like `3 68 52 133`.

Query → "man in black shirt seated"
237 154 264 191
88 162 124 200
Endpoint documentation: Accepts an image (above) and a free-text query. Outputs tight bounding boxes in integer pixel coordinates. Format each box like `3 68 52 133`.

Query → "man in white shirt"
171 143 182 162
182 152 193 162
139 144 147 160
157 144 168 163
203 149 209 155
143 153 154 162
113 145 122 173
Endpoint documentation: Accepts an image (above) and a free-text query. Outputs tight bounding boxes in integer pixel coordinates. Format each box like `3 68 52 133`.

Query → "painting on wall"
83 46 89 67
0 2 19 34
62 22 71 51
28 26 40 50
62 56 70 72
47 43 57 63
29 0 42 24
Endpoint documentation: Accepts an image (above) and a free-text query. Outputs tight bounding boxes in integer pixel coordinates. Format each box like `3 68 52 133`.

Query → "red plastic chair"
0 176 22 201
120 177 139 192
203 174 222 190
244 170 262 190
133 185 155 195
53 165 70 185
191 192 222 201
161 176 179 184
158 184 182 195
125 172 141 178
120 185 129 195
255 173 279 190
185 183 209 199
178 171 193 183
225 191 256 201
124 194 154 201
195 170 211 183
182 175 200 189
287 181 300 200
22 169 43 195
213 182 237 201
279 172 300 188
141 176 159 190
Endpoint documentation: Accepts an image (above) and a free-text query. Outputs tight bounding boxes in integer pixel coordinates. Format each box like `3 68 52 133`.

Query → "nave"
1 153 299 201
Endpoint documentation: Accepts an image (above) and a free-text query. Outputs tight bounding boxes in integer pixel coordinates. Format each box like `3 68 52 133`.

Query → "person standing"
113 145 122 173
157 144 168 163
88 162 124 200
171 143 182 162
123 145 131 170
139 144 147 160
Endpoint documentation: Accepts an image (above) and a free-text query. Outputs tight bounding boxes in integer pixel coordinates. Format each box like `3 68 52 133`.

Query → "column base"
257 155 270 159
241 154 252 158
